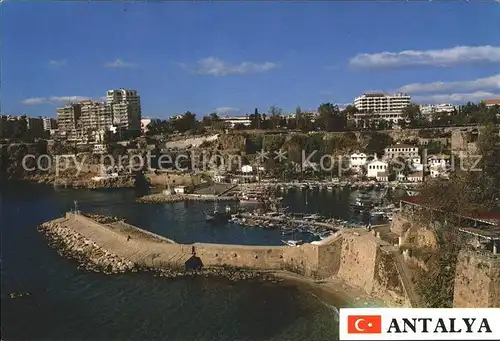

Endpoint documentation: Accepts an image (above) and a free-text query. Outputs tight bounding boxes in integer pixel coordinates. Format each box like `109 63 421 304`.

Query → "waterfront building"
366 160 388 178
349 152 367 173
106 89 142 133
384 144 419 160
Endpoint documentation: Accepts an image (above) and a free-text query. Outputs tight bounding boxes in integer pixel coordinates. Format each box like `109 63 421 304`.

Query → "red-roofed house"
483 98 500 107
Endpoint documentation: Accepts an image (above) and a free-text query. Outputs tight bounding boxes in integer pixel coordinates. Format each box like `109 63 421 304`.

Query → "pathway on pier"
61 215 190 267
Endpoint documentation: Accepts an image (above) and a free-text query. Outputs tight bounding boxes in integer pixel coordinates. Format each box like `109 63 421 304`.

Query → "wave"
309 292 339 322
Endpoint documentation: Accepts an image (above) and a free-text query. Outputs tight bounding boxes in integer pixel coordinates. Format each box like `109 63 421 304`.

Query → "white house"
410 156 423 172
174 186 189 194
428 154 451 178
367 160 388 178
349 153 367 172
141 118 152 135
241 165 253 173
384 144 419 160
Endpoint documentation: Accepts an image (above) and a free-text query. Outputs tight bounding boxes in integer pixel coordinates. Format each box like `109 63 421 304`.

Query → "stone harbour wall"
38 218 136 274
40 213 410 305
337 233 380 294
453 250 500 308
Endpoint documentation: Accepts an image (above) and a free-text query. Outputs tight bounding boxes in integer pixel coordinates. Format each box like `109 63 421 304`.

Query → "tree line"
146 101 500 136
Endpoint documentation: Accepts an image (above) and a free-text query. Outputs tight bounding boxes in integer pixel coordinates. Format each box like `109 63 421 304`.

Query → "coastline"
270 271 388 309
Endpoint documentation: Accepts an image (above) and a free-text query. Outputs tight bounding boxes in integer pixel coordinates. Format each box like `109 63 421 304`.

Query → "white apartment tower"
354 92 411 113
106 89 141 133
80 100 113 131
57 103 82 142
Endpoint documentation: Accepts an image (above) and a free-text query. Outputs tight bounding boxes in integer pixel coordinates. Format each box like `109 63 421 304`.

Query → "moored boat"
281 240 303 247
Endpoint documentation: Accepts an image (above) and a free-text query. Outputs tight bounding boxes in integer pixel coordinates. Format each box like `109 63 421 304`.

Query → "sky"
2 1 500 119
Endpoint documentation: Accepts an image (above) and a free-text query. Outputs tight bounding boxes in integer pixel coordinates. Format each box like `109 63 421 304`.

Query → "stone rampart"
337 233 380 293
45 213 411 305
453 250 500 308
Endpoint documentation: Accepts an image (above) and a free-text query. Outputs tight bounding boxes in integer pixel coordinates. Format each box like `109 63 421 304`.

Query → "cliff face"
0 141 48 180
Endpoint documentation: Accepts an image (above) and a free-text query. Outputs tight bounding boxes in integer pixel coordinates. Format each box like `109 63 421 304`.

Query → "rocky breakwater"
137 193 237 204
38 219 136 274
148 265 284 283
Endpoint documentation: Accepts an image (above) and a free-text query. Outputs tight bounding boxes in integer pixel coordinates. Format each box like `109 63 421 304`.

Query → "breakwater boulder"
148 265 284 283
38 220 136 274
136 193 187 204
136 193 237 204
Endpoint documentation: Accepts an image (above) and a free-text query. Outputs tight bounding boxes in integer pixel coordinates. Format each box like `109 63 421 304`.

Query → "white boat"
282 240 303 247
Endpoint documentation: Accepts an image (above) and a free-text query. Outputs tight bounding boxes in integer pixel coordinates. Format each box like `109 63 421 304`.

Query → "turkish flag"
347 315 382 334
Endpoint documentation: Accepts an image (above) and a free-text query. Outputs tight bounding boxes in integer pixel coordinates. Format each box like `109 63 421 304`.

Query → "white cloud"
189 57 277 76
413 91 500 104
104 59 136 68
21 96 94 105
214 107 239 114
349 45 500 69
398 74 500 94
49 59 67 68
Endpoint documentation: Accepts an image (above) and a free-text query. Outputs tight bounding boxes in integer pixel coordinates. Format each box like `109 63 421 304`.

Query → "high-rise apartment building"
56 89 141 144
57 100 113 143
354 92 411 113
42 117 58 131
80 100 113 131
106 89 141 133
57 103 82 142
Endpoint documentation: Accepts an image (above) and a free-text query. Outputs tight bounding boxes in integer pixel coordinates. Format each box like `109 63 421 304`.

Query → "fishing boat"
370 210 386 217
282 239 303 247
238 191 263 204
205 200 231 223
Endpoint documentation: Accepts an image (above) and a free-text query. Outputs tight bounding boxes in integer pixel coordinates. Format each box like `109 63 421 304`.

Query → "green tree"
317 103 346 132
268 105 283 129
